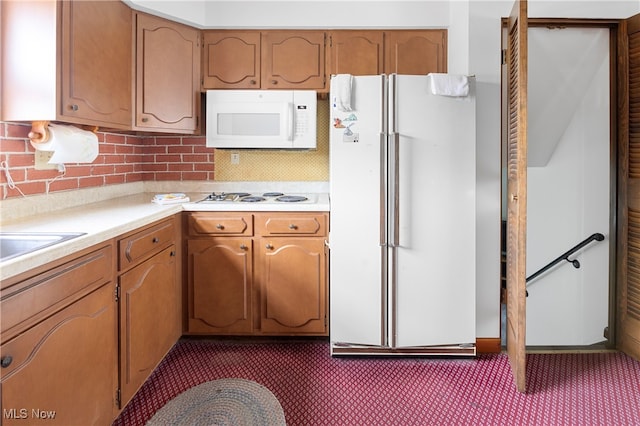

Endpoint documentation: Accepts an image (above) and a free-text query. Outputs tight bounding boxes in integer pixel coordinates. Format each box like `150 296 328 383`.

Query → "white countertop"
0 184 330 282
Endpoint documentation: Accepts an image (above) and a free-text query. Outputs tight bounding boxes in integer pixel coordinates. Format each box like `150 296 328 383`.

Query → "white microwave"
205 90 317 149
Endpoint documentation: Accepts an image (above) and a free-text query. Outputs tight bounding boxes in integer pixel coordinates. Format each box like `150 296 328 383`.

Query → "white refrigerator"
329 74 476 356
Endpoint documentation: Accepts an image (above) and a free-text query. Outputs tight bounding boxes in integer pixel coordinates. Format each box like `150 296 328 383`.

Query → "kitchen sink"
0 232 87 261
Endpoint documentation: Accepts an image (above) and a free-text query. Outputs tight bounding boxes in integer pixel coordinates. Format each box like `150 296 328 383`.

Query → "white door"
329 75 387 347
391 75 477 347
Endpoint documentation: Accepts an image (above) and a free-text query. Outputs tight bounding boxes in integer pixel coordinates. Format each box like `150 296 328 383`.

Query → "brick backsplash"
0 122 215 199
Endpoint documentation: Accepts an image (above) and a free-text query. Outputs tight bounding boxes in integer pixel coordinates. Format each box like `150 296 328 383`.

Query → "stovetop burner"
200 192 310 203
276 195 308 202
241 196 266 202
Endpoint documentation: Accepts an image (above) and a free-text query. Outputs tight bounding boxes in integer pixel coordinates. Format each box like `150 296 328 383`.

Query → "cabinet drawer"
255 213 327 236
0 245 113 341
188 213 253 236
119 219 175 270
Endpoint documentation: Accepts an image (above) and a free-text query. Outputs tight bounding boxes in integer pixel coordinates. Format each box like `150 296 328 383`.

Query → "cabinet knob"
250 79 257 85
216 224 224 230
271 80 278 85
240 244 247 250
70 104 79 111
141 117 149 123
265 243 274 250
288 224 298 230
170 251 176 257
152 237 159 243
1 356 12 368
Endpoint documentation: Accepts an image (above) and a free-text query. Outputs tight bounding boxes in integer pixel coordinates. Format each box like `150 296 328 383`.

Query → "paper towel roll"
30 123 99 164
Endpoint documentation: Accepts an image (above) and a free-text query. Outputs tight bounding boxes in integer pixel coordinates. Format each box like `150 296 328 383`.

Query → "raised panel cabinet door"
135 12 200 133
188 238 253 334
60 0 132 128
0 284 117 426
203 31 261 89
328 31 384 76
119 246 179 407
262 31 326 90
258 237 327 335
384 30 447 75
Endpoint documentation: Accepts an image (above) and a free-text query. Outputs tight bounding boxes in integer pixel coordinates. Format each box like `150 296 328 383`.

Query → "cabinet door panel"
61 0 132 127
135 13 200 133
385 30 447 75
329 31 384 76
1 284 116 426
188 238 253 333
262 31 326 89
203 31 261 89
259 238 326 334
119 246 179 406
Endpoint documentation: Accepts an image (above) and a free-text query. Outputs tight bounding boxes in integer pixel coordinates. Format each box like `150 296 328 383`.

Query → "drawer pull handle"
1 356 13 368
265 243 274 250
240 244 247 250
288 224 298 230
216 224 225 230
152 237 159 243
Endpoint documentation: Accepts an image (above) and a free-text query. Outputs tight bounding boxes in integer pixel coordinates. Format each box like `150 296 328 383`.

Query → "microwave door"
207 102 292 148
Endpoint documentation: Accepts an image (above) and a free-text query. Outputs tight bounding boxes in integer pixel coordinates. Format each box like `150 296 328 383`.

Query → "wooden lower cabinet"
117 217 181 410
186 212 328 336
258 237 327 334
0 245 117 426
118 245 179 408
1 284 116 425
188 237 253 333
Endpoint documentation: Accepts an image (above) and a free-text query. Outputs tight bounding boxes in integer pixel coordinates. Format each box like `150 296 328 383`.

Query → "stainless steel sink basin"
0 232 87 261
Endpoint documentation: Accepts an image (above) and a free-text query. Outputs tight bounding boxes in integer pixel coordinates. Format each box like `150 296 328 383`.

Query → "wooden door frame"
500 9 637 390
501 18 622 350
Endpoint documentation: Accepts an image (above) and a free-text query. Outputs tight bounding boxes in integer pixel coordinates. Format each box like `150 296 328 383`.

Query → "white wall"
126 0 640 342
526 27 610 345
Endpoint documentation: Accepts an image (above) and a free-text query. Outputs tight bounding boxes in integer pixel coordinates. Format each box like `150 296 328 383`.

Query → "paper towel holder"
28 121 99 145
28 121 50 144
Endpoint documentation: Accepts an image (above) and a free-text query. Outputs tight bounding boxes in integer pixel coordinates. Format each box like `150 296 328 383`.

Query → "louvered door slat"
618 13 640 361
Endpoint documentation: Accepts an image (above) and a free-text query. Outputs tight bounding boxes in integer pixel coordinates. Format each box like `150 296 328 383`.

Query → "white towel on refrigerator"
331 74 353 111
428 73 469 97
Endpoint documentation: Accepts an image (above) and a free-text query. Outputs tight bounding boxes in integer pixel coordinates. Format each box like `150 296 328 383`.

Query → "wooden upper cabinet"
385 30 447 75
261 31 326 90
202 31 261 89
0 0 131 129
134 12 200 133
61 0 132 127
328 31 384 76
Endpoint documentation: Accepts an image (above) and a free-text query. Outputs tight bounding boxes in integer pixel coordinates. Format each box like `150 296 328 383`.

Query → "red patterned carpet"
112 338 640 426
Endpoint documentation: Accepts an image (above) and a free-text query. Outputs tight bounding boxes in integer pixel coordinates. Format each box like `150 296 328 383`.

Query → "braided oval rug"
146 378 286 426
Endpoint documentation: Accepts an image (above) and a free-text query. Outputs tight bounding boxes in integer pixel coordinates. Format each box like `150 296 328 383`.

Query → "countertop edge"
0 191 330 282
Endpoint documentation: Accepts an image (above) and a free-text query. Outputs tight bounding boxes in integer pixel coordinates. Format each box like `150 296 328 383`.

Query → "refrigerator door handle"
389 131 400 247
380 132 387 247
